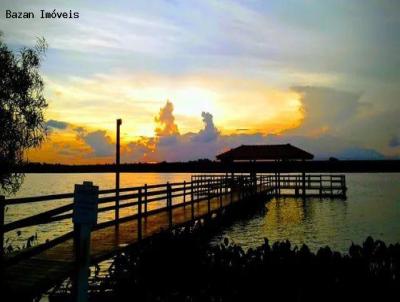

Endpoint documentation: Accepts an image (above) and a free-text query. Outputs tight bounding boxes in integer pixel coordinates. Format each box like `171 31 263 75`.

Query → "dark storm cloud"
290 86 363 135
75 128 114 157
46 119 69 130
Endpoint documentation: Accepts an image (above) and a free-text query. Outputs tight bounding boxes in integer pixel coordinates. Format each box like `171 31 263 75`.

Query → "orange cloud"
154 100 180 136
44 73 304 139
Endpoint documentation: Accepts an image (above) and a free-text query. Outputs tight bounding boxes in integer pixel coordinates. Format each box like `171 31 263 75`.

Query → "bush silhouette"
65 226 400 302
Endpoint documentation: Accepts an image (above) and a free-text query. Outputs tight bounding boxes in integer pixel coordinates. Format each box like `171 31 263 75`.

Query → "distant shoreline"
11 160 400 173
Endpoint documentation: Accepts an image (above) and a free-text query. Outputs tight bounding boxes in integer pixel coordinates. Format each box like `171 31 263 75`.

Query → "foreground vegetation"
51 222 400 302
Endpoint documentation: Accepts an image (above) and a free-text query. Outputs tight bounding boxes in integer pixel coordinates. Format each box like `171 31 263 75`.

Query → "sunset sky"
1 0 400 163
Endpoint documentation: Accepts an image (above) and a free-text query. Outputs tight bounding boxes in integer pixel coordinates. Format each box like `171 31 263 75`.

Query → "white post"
72 181 99 302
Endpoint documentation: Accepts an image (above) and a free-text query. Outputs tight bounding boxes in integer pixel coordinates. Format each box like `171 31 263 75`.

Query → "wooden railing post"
230 177 233 204
237 177 240 200
243 177 246 199
277 172 280 196
246 177 249 198
194 179 198 199
207 179 211 214
247 177 249 197
244 177 247 199
0 195 5 259
183 181 186 207
198 179 201 198
244 177 246 199
191 181 195 220
196 178 198 198
138 188 142 240
249 176 252 197
225 175 228 196
319 175 323 196
199 176 202 197
72 181 99 302
167 182 172 228
240 177 243 200
144 184 148 216
115 119 122 226
219 178 223 208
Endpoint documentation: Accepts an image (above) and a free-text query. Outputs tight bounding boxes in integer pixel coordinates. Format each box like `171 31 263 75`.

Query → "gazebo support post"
302 159 306 198
277 160 281 196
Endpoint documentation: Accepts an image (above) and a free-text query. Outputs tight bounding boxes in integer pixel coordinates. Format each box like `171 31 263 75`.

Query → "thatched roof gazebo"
216 144 314 197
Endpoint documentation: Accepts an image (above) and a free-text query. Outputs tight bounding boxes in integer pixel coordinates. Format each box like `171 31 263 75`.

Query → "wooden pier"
0 173 346 300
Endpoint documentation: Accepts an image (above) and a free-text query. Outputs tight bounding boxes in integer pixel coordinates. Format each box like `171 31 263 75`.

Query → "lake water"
212 173 400 252
4 173 400 254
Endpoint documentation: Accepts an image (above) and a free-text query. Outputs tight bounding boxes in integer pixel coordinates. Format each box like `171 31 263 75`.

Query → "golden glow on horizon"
44 74 303 136
30 73 305 163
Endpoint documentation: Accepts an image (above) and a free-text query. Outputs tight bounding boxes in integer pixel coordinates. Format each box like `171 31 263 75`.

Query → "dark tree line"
0 32 48 194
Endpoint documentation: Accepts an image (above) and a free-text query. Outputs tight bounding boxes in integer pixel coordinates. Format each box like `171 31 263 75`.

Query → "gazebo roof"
216 144 314 161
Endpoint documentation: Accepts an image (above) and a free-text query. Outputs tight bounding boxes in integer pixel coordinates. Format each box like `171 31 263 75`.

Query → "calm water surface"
211 173 400 252
4 173 400 254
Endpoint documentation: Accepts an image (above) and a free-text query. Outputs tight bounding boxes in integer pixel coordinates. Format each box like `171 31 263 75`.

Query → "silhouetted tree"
0 32 48 194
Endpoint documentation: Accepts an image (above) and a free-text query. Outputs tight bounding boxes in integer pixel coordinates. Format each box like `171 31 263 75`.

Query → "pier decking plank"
2 185 272 300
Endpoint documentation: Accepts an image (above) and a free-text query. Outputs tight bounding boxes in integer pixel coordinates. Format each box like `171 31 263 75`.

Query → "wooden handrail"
3 203 73 232
5 193 74 205
2 174 346 249
5 182 190 205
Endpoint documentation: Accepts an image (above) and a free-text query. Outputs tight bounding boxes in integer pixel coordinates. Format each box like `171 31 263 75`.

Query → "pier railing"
0 173 346 260
0 175 269 260
272 174 346 196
